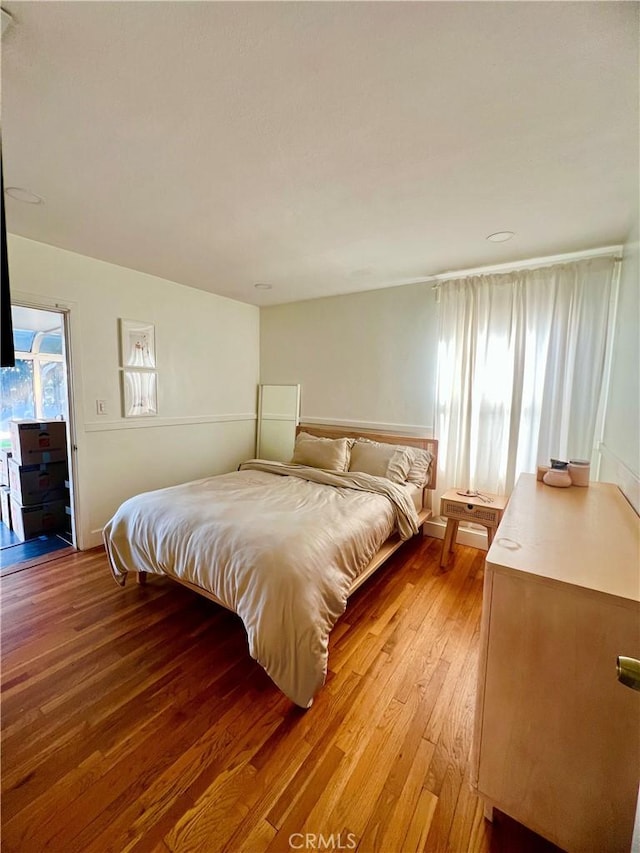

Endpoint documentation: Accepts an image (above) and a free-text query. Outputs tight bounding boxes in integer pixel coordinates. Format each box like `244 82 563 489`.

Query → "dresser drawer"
441 499 501 527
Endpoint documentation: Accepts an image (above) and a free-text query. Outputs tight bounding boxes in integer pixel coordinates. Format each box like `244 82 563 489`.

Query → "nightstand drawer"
441 499 501 527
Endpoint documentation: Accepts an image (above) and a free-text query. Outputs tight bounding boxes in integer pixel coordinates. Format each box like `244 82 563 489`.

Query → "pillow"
291 432 354 472
405 447 434 487
348 438 413 484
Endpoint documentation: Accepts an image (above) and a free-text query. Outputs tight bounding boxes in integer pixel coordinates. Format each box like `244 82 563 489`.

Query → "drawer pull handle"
617 656 640 691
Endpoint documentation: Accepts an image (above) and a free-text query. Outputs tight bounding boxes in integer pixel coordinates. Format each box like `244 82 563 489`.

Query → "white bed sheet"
103 461 419 707
404 482 424 514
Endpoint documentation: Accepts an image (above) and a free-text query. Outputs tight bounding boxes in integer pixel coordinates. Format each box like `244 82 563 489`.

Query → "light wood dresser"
472 473 640 853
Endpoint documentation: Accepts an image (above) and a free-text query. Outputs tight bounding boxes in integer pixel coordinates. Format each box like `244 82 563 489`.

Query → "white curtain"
434 257 616 506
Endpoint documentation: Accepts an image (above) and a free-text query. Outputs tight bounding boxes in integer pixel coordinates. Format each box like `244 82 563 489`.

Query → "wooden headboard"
296 424 438 490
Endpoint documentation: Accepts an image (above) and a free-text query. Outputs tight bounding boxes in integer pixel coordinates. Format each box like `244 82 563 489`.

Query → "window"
0 312 67 451
434 256 617 505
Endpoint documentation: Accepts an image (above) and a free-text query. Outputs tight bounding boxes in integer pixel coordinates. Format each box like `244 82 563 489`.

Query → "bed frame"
137 424 438 598
294 425 438 592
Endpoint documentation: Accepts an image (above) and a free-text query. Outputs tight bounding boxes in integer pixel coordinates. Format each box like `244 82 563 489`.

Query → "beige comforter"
103 461 419 707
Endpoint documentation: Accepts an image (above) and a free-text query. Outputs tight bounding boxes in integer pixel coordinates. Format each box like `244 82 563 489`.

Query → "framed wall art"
122 370 158 418
119 319 156 369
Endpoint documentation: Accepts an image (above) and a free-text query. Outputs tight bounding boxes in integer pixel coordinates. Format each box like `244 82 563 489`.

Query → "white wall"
600 218 640 510
261 250 638 537
8 235 260 548
10 232 633 549
260 283 439 434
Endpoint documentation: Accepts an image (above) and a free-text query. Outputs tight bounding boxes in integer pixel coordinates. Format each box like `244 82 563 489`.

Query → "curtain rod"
428 245 623 288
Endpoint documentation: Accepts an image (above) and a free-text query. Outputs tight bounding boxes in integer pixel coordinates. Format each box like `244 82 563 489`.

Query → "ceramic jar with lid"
543 461 572 488
568 459 591 487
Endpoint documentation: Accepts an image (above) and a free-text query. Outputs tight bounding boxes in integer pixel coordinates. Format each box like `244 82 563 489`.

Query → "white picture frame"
120 319 156 368
122 370 158 418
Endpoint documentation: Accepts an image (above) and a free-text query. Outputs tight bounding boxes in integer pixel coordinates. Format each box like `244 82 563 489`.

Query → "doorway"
0 305 76 572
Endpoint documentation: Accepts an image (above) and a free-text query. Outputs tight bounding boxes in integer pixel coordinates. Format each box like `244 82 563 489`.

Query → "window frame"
5 330 66 423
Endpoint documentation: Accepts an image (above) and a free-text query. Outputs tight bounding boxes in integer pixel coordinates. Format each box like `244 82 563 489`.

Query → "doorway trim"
10 291 83 549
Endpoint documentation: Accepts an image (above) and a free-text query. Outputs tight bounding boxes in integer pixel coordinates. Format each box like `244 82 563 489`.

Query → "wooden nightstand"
440 488 508 568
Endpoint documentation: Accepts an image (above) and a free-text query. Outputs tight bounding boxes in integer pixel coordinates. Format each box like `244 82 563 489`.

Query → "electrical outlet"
96 399 107 415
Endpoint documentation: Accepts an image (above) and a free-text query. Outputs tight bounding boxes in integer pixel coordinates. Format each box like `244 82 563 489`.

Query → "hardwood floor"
1 536 562 852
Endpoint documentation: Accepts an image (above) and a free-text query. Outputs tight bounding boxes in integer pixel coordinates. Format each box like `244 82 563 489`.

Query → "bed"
103 425 438 708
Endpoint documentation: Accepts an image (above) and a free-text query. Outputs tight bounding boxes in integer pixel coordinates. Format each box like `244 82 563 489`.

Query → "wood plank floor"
1 536 563 853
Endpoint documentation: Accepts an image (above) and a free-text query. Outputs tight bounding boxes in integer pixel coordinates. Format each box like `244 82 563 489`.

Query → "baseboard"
86 528 106 550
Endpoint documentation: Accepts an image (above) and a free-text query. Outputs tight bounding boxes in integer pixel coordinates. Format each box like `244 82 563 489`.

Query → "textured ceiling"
2 1 638 306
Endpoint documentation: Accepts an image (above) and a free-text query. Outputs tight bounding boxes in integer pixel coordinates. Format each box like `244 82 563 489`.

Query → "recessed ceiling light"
5 186 44 204
486 231 515 243
254 283 272 290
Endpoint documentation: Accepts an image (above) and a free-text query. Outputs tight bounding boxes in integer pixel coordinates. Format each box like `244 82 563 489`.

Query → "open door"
0 304 76 568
